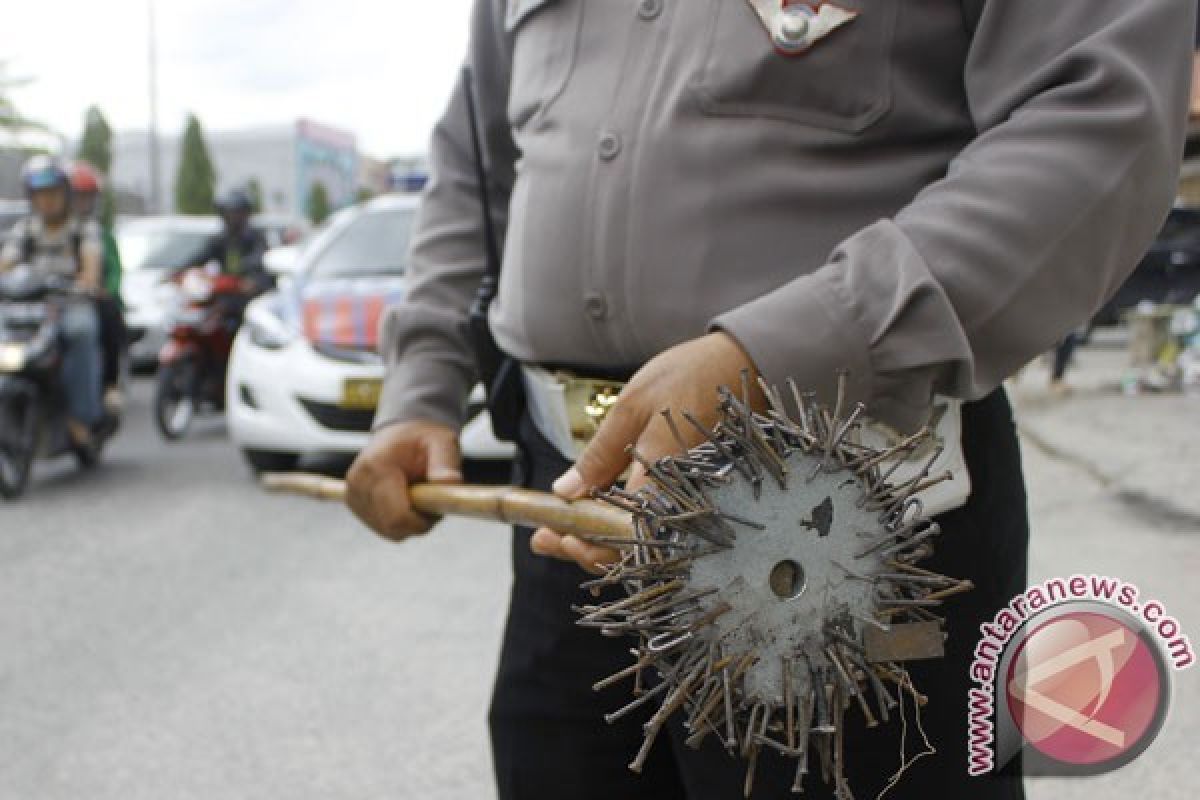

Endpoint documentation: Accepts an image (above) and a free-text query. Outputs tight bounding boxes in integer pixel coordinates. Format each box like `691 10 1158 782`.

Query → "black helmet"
214 186 255 213
21 155 71 197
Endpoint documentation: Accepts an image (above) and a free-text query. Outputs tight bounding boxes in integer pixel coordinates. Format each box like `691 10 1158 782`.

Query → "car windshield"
118 228 214 271
307 209 413 278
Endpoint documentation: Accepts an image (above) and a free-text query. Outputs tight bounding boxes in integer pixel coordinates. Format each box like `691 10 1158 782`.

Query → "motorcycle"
0 266 119 499
154 262 248 440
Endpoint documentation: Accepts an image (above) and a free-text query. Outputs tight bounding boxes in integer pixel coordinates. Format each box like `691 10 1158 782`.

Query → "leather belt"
521 364 626 463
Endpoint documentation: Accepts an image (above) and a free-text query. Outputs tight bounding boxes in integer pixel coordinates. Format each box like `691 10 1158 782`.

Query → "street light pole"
147 0 162 213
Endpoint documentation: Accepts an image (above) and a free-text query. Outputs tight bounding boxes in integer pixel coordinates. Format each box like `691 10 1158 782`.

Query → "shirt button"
774 6 813 51
585 293 608 320
637 0 663 20
597 132 622 161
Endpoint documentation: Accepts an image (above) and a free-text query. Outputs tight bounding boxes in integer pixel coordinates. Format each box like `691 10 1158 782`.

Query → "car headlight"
245 303 298 350
0 343 26 372
181 270 214 303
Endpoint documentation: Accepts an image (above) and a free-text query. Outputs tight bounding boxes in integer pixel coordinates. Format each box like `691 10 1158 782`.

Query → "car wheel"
242 448 300 473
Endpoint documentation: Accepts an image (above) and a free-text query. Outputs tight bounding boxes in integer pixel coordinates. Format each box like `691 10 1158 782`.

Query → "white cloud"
6 0 473 156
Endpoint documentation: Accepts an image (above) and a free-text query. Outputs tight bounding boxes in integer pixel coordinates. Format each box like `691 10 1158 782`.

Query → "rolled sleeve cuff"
372 352 474 433
712 263 939 432
712 267 874 414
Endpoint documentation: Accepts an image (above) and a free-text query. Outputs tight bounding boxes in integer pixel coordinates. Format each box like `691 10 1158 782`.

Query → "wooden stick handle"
260 472 634 540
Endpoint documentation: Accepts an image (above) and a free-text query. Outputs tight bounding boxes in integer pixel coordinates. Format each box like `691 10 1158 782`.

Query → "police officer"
347 1 1192 798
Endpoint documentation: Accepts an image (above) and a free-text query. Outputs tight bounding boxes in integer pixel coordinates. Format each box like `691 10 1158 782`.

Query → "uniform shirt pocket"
692 0 897 133
506 0 583 129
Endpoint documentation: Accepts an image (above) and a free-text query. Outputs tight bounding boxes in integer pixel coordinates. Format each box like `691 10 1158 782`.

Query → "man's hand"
530 331 764 573
74 271 100 293
346 419 463 542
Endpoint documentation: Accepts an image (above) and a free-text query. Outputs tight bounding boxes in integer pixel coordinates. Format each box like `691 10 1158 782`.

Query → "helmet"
69 161 103 193
21 155 71 196
214 187 255 213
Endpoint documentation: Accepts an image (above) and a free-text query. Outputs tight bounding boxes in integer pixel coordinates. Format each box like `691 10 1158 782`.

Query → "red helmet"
69 161 103 193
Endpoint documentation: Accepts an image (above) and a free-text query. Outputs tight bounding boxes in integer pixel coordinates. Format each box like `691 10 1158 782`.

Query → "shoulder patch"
744 0 858 55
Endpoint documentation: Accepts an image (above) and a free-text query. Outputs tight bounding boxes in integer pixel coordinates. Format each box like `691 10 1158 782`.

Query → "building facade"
110 118 359 217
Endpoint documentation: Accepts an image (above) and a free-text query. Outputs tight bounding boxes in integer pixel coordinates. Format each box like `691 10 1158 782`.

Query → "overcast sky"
6 0 473 157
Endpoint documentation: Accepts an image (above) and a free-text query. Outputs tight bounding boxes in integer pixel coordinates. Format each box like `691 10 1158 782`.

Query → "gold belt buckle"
556 371 626 448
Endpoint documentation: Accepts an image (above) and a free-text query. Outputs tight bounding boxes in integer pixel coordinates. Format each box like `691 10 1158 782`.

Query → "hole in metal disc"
769 559 807 600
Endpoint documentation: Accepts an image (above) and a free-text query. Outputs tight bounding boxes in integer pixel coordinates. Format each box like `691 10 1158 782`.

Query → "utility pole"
147 0 162 213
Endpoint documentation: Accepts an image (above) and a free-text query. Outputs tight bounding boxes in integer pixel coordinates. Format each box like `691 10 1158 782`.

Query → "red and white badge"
743 0 858 55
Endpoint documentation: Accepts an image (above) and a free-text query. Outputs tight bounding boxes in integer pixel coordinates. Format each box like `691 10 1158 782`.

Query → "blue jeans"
60 303 103 426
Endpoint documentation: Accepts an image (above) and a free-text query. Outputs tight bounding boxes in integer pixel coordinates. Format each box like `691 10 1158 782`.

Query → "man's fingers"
344 459 380 528
424 433 463 483
559 535 619 575
367 470 434 540
346 453 431 542
344 420 463 543
558 399 645 497
624 413 682 493
531 527 618 575
625 460 650 495
530 527 566 558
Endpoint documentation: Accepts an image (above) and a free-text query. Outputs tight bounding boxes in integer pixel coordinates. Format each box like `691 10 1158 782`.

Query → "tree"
306 181 331 224
77 106 113 172
77 106 116 225
174 114 216 214
0 61 47 134
246 177 263 212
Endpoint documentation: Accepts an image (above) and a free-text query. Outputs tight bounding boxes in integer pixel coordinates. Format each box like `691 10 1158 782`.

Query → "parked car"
226 194 513 471
1097 206 1200 324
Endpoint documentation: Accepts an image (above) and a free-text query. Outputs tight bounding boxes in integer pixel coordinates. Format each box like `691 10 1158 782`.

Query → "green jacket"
100 225 122 300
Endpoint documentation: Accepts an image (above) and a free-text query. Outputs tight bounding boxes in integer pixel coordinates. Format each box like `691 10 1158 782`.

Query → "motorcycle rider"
70 160 127 413
0 155 104 449
195 187 271 292
184 187 271 334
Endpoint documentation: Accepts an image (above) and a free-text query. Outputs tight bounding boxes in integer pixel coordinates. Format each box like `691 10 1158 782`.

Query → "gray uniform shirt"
377 0 1193 433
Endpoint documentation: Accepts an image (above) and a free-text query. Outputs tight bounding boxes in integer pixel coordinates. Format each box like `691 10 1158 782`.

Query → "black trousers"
489 390 1029 800
94 293 126 388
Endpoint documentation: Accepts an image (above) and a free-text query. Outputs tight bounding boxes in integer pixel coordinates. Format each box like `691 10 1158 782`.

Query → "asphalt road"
0 372 1196 799
0 378 512 800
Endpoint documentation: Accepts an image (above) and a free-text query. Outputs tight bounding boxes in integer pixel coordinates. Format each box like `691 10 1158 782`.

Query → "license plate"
340 378 382 410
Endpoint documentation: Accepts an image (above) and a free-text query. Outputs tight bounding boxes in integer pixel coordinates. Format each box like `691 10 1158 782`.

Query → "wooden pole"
260 472 634 540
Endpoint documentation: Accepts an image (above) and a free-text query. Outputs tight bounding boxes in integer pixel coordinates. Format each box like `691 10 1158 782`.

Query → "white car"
226 194 514 471
118 214 312 370
118 215 221 368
